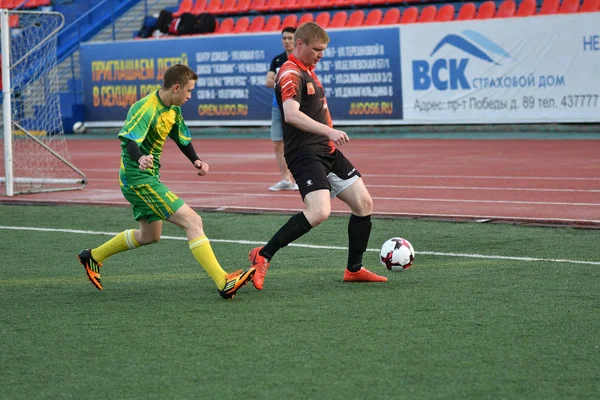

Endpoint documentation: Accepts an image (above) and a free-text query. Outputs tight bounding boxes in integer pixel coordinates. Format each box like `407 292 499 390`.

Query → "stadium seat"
220 0 237 13
400 7 418 23
352 0 370 6
233 16 250 33
516 0 537 15
558 0 580 12
205 0 221 14
539 0 560 13
315 11 331 28
234 0 252 13
257 0 281 12
9 13 19 27
298 0 317 8
418 5 437 22
251 0 267 11
580 0 599 11
496 0 516 17
298 13 314 25
173 0 194 17
24 0 51 7
248 15 266 32
381 8 401 24
436 4 455 21
273 0 298 11
329 11 348 27
316 0 336 8
457 2 477 20
264 15 282 31
364 9 383 25
346 10 364 27
369 0 386 5
218 17 235 33
191 0 207 14
335 0 353 7
476 1 496 18
281 14 298 28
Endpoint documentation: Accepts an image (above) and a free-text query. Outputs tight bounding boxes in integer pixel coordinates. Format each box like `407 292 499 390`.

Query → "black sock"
260 212 313 260
347 214 372 272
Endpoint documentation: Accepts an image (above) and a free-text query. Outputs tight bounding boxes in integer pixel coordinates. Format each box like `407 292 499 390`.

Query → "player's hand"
194 159 209 176
328 129 350 146
138 154 153 170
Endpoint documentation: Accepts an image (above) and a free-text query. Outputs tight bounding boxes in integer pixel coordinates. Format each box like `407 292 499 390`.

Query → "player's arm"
170 117 209 176
119 105 153 170
122 138 153 170
265 71 276 88
283 99 349 146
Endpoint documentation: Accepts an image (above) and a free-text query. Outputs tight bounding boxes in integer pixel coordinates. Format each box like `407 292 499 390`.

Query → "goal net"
1 9 86 196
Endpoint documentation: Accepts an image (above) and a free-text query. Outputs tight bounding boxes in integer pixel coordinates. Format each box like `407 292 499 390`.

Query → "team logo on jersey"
306 82 315 95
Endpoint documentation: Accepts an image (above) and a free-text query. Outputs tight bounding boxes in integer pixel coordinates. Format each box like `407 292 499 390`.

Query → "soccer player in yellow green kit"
78 64 255 299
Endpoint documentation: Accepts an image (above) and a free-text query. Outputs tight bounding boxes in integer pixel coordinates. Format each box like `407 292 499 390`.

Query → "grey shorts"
270 106 283 142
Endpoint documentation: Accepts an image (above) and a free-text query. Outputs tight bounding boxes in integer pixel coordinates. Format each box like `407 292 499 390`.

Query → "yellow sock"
91 229 140 263
189 236 227 289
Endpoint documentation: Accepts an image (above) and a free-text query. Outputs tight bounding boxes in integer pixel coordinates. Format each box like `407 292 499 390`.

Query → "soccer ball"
72 121 86 134
380 237 415 271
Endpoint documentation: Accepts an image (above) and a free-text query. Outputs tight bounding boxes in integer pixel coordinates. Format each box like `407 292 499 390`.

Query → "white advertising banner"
401 13 600 123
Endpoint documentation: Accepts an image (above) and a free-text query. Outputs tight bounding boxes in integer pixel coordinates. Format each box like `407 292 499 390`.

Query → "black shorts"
287 149 361 200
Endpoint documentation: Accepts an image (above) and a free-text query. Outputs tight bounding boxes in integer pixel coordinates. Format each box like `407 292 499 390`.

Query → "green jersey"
118 91 191 187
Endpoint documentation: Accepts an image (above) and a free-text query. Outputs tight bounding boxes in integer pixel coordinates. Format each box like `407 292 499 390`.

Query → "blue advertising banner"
79 26 403 127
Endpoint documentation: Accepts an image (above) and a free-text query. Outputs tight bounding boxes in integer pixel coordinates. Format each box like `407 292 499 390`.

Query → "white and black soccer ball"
380 237 415 271
72 121 86 134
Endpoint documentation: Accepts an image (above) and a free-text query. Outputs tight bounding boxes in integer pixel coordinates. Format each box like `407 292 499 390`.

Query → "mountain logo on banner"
430 30 515 66
412 30 515 91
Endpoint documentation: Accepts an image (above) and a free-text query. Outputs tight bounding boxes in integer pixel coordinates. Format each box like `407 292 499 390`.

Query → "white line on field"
1 225 599 266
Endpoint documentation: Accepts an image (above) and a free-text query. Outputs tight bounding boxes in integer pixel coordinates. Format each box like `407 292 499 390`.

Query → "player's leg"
330 152 386 282
269 106 296 191
249 159 331 290
167 204 254 299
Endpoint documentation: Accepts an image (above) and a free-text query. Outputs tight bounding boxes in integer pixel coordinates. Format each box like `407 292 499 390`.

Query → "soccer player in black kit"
248 22 387 290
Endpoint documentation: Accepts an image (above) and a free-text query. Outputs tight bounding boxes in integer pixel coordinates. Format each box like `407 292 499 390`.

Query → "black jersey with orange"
275 54 335 162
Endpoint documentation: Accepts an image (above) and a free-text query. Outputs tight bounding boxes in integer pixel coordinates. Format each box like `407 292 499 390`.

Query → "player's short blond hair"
163 64 198 89
295 22 330 46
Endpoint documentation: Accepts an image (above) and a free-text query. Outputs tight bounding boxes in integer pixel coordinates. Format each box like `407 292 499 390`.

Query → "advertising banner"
80 27 402 127
401 13 600 123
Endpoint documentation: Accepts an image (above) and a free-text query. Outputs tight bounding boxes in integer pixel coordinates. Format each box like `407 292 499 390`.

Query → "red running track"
2 139 599 227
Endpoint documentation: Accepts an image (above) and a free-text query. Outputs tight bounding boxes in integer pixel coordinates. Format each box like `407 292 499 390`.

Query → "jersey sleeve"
118 100 154 143
168 107 192 146
277 64 303 105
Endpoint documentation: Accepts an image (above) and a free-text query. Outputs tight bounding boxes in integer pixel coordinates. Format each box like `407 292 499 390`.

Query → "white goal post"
1 8 86 196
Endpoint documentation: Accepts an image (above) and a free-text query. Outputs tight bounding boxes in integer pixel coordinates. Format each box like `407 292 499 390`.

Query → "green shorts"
121 180 185 223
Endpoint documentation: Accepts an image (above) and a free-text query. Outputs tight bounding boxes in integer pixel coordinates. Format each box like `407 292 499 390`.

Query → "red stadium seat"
352 0 369 6
173 0 193 17
457 2 477 20
516 0 537 15
369 0 386 5
496 0 516 17
234 0 252 12
316 0 335 8
248 15 266 32
220 0 236 13
315 11 331 28
205 0 221 14
476 1 496 18
257 0 281 12
559 0 580 12
298 13 314 25
329 11 348 27
400 7 418 23
418 5 437 22
335 0 353 6
190 0 207 15
298 0 317 8
364 9 383 25
233 16 250 33
381 8 400 24
580 0 599 11
346 10 365 27
436 4 455 21
281 14 298 28
263 15 281 31
273 0 298 10
539 0 560 13
218 18 235 33
250 0 266 11
24 0 51 7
